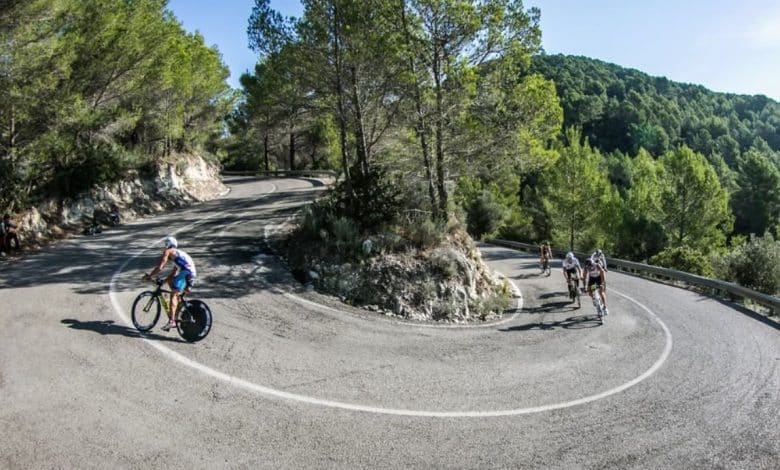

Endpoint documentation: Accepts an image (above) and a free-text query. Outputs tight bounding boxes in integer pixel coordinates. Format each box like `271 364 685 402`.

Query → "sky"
167 0 780 100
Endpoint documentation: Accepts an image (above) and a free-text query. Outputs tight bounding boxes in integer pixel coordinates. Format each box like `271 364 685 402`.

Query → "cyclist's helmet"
584 257 593 268
565 252 574 261
164 236 178 249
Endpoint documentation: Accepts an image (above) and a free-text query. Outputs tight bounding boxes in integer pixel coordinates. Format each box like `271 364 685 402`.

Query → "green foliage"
649 246 714 277
529 54 780 162
731 148 780 236
466 190 505 240
332 166 403 233
330 216 362 257
0 0 233 209
714 234 780 295
539 128 616 251
658 146 732 250
496 208 534 241
402 215 446 250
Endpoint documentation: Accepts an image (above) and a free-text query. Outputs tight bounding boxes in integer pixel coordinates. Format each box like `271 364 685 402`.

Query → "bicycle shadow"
61 319 183 343
500 315 600 331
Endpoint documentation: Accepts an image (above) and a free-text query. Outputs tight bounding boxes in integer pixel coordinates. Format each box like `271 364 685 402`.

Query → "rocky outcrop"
7 153 226 248
302 227 512 323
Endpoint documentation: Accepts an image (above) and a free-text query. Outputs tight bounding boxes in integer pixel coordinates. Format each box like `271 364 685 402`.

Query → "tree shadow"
61 319 183 342
499 315 600 331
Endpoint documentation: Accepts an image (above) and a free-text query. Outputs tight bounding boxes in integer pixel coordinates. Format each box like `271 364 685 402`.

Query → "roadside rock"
7 153 226 249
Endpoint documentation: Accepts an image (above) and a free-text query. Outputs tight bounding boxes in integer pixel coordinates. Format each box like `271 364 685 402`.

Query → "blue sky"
167 0 780 100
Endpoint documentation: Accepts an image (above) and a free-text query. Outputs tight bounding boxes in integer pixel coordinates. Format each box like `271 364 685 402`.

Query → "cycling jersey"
562 258 580 270
172 249 197 276
586 263 601 278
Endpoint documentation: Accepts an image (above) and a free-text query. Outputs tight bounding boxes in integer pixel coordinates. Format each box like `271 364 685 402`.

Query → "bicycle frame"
145 279 182 320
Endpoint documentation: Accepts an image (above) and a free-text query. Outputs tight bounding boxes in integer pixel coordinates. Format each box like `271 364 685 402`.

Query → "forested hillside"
234 1 780 295
0 0 234 211
528 54 780 166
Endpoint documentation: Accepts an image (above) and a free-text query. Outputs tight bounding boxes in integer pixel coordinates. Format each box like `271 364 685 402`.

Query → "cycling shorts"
587 275 603 288
172 269 195 293
565 267 578 278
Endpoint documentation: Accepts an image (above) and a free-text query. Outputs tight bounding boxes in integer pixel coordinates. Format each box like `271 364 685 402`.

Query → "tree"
658 146 732 250
540 128 616 251
731 148 780 237
616 149 666 260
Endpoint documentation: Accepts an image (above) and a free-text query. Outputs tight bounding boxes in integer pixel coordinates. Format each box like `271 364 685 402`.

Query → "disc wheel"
176 300 213 343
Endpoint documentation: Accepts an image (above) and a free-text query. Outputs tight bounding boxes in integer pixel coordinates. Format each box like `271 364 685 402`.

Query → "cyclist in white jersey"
583 257 608 315
144 236 197 331
562 252 582 291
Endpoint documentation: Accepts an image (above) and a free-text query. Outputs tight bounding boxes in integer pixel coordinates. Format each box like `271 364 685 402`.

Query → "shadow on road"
499 315 600 331
61 319 183 343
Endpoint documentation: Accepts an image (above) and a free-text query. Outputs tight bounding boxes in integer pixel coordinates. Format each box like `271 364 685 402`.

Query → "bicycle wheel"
176 299 212 343
131 291 162 332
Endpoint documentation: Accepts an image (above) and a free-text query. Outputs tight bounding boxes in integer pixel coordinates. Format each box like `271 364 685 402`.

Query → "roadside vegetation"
4 0 780 298
0 0 234 212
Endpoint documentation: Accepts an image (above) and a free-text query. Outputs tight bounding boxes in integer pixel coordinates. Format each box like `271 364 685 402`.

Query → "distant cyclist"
539 241 552 267
592 249 607 271
562 252 582 291
144 236 196 331
583 257 608 315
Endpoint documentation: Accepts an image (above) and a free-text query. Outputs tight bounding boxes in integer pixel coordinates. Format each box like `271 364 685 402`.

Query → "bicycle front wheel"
131 291 162 332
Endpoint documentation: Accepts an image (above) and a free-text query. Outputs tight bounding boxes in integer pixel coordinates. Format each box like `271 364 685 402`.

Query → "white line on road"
108 183 673 417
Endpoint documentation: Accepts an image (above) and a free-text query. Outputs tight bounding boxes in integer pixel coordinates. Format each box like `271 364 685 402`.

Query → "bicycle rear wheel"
131 291 161 331
176 299 212 343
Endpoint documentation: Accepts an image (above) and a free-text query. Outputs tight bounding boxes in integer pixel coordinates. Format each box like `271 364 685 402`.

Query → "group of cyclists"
539 242 609 315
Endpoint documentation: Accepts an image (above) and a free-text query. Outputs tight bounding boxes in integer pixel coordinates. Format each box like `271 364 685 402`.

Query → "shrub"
714 234 780 295
330 216 361 257
406 216 446 249
649 246 714 277
332 166 402 232
466 190 505 240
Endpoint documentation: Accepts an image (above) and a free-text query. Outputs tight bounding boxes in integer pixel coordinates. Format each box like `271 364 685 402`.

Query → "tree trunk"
349 65 369 177
289 131 295 170
399 0 437 217
432 45 448 219
263 132 269 172
331 2 352 193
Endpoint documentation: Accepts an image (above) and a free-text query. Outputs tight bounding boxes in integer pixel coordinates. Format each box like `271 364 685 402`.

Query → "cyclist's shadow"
61 319 183 343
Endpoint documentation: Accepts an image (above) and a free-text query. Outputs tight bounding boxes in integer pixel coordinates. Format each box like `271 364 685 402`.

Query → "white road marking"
108 182 673 417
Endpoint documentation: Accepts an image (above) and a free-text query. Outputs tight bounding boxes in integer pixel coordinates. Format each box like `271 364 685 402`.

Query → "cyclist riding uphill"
562 252 582 289
143 236 196 331
583 256 608 315
539 241 552 266
592 249 607 271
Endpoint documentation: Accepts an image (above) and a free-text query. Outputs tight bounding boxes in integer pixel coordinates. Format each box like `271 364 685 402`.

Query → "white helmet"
566 252 574 261
164 236 178 248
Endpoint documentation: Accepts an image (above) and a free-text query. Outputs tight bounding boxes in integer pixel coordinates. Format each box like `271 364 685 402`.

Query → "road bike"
131 277 212 342
588 284 606 323
567 274 581 308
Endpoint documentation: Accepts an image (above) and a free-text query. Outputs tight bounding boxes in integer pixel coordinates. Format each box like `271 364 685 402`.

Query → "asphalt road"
1 177 778 469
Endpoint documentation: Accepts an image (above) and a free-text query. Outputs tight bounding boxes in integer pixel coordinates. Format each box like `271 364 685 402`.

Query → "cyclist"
562 252 582 295
144 236 196 331
592 248 607 271
582 256 608 315
539 241 552 268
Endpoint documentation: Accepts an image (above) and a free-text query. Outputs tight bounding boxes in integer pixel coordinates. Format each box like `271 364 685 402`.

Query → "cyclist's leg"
599 284 607 309
165 271 187 328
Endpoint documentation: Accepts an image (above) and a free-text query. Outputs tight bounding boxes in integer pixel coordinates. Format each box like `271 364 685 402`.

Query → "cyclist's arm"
147 249 172 278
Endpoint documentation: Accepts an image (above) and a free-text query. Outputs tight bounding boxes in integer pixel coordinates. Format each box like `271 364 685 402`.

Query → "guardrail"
489 239 780 314
221 169 337 178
